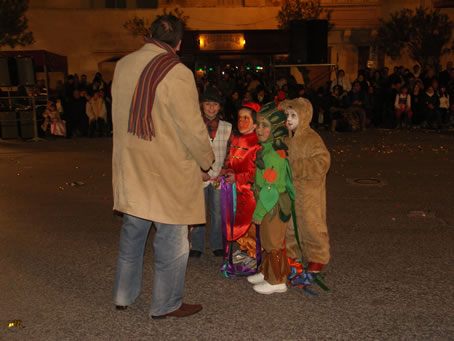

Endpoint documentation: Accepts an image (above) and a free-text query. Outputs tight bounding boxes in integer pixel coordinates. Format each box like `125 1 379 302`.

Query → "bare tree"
374 7 454 70
0 0 34 48
276 0 333 30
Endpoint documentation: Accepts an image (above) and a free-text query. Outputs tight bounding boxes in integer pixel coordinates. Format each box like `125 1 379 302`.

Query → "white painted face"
285 108 299 131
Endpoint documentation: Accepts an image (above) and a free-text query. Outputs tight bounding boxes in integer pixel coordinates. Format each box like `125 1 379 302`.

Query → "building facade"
3 0 454 86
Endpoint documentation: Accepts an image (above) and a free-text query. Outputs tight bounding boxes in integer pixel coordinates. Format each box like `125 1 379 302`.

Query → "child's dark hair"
239 106 257 123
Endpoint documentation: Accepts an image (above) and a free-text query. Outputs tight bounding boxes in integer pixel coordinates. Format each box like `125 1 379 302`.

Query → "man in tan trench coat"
112 15 213 319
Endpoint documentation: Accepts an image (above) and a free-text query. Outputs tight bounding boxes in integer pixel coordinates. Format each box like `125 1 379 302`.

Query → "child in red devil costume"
222 102 262 269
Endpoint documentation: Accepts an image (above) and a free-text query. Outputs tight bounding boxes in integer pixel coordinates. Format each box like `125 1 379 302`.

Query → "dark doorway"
358 46 370 71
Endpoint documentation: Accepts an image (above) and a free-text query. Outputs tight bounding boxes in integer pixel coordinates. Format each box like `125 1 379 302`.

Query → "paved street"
1 129 453 341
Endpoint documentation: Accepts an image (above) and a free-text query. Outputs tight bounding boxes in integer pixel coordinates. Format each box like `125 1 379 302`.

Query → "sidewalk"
1 130 453 340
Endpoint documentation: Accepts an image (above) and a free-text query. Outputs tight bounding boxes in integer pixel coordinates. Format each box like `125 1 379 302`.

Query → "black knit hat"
200 87 224 105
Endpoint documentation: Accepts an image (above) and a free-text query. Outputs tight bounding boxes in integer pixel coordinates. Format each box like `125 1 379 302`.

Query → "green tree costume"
253 102 295 285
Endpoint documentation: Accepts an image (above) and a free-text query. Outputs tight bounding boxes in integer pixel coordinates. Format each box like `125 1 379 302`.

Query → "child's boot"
307 262 324 273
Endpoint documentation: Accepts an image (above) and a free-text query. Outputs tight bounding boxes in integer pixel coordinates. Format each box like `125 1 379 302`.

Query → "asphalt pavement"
0 129 453 341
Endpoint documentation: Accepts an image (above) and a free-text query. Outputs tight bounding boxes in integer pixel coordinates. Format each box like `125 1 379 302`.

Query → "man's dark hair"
151 15 184 48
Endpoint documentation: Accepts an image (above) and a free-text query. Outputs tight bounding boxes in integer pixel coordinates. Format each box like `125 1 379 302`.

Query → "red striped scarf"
128 37 180 141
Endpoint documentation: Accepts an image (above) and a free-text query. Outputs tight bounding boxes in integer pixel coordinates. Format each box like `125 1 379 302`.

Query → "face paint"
237 108 256 134
256 116 272 142
285 108 299 131
202 101 220 120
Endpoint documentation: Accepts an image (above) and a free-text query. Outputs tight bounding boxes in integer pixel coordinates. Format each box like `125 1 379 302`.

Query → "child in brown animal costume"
279 97 331 277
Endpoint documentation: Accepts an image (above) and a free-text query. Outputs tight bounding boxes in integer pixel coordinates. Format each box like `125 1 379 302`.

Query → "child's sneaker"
253 281 287 295
247 272 264 284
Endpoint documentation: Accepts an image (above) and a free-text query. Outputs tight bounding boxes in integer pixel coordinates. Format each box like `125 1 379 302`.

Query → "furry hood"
279 97 314 166
279 97 313 132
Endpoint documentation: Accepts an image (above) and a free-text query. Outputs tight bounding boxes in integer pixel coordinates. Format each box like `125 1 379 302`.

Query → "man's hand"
201 172 210 181
225 173 235 184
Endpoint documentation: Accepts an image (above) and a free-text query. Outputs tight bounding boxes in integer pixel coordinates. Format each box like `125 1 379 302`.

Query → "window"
136 0 158 8
105 0 126 8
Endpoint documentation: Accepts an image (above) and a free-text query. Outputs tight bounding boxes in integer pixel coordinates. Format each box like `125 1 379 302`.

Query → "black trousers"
88 118 106 137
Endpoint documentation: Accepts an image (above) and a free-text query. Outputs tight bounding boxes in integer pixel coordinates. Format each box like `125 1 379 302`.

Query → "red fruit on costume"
276 150 287 159
263 168 278 183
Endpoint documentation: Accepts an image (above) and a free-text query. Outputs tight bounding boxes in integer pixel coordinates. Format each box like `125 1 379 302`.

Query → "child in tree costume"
222 102 262 269
246 102 295 295
280 97 331 290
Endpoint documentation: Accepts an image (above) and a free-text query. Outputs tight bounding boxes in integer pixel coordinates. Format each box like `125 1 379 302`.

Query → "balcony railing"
321 0 380 5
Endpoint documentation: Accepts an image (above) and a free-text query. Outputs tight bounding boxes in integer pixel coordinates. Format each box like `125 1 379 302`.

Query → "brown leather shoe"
151 303 202 319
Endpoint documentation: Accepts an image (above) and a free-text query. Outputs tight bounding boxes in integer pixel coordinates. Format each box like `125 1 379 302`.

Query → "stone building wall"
2 0 453 84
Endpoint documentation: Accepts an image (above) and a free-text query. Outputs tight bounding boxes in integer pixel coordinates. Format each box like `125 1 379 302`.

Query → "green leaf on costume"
259 185 279 212
278 192 292 221
272 126 289 139
279 207 291 222
255 148 265 169
285 160 296 201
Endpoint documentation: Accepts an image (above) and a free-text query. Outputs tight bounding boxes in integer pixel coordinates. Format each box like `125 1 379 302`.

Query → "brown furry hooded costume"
279 98 331 271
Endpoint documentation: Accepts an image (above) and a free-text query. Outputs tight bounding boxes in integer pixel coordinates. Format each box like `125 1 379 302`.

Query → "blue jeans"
191 184 223 252
113 214 189 316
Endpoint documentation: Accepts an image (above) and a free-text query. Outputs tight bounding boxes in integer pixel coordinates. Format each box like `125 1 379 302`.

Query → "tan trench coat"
112 43 213 225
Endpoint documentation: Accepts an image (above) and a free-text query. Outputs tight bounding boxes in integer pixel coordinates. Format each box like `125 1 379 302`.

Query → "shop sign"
198 33 246 51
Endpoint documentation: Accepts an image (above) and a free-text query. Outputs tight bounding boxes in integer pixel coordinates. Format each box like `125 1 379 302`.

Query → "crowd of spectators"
196 62 454 133
39 72 112 138
35 61 453 138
